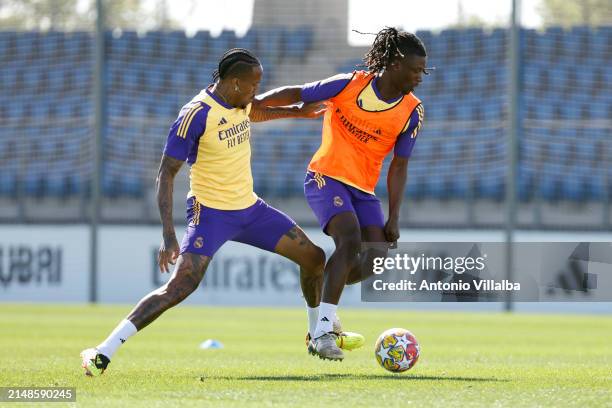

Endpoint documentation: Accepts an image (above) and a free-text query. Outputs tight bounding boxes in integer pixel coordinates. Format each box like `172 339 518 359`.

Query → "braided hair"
362 27 427 74
212 48 261 82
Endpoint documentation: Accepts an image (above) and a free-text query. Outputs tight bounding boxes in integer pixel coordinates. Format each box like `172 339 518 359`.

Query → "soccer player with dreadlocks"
80 48 362 376
255 28 428 360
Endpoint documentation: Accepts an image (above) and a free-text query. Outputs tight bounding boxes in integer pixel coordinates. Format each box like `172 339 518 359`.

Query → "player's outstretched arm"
253 73 352 111
254 86 303 107
249 102 325 123
385 155 409 243
156 154 184 272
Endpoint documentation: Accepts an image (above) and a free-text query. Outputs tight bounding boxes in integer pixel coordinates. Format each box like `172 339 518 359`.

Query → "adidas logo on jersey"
218 117 228 126
320 317 330 322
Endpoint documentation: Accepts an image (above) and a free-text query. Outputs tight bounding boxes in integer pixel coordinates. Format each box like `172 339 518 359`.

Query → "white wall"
0 226 90 302
97 226 362 305
1 225 610 313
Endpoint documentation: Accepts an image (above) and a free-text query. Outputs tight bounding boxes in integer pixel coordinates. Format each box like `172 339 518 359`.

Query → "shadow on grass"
200 373 508 383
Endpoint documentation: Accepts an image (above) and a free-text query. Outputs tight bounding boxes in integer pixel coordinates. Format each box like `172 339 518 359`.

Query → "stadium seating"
0 27 609 202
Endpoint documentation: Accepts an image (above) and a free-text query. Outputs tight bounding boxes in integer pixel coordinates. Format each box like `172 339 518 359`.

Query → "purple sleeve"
163 103 210 163
394 104 424 158
300 73 354 103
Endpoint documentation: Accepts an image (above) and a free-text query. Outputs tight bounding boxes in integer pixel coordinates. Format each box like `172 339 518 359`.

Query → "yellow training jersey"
163 87 257 210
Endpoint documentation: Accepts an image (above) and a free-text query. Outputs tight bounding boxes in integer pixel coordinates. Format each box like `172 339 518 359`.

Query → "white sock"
307 305 319 338
314 302 337 339
96 319 137 359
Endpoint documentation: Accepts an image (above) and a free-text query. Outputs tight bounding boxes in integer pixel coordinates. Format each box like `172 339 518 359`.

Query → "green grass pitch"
0 304 610 407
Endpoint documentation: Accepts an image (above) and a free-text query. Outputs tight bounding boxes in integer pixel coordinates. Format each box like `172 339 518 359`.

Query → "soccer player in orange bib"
255 28 428 360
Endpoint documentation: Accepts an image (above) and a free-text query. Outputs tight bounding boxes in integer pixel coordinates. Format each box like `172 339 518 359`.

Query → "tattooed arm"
156 154 184 273
249 102 325 123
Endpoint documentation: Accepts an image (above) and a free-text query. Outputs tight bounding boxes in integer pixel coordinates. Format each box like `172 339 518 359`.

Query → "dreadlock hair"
212 48 261 82
362 27 427 74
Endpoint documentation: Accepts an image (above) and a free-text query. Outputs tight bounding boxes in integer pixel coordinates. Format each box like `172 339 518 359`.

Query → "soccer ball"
374 328 420 373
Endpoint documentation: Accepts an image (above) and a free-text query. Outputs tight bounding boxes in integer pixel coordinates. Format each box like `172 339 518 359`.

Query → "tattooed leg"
275 226 325 307
127 253 210 330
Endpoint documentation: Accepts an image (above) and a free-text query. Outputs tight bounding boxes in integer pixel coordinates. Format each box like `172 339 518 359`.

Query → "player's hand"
158 234 180 273
384 218 400 244
297 102 326 118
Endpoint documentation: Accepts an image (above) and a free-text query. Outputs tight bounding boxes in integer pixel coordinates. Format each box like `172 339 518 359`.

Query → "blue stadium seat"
426 104 444 121
284 26 313 60
543 27 563 52
164 30 188 60
468 66 487 93
576 140 596 164
585 172 605 200
591 28 609 60
67 173 85 195
138 33 158 59
522 28 537 54
102 168 119 198
23 168 44 197
412 139 433 160
112 31 137 60
424 37 442 67
170 69 189 89
237 29 257 53
561 176 585 201
456 104 474 121
484 29 506 61
455 28 479 58
208 30 236 60
23 67 43 91
0 170 17 197
425 172 447 199
482 101 504 121
121 170 144 198
533 103 554 120
191 31 210 55
0 32 10 61
73 67 90 89
415 30 433 49
538 163 564 200
518 165 536 201
14 32 36 60
0 67 17 91
588 101 608 118
444 69 461 95
405 174 420 197
442 140 462 161
257 27 284 63
476 167 504 200
523 64 540 89
448 173 470 198
560 104 581 120
44 172 68 197
576 67 596 93
143 66 163 92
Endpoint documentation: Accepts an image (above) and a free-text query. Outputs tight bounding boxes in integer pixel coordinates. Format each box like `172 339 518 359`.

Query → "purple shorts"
180 197 296 257
304 171 385 234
